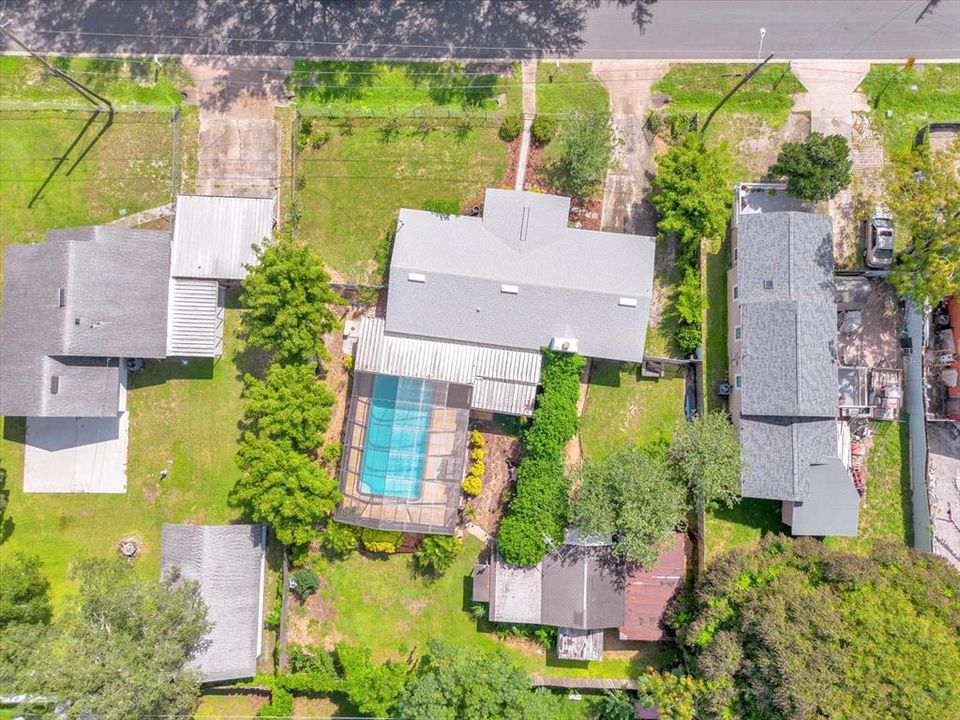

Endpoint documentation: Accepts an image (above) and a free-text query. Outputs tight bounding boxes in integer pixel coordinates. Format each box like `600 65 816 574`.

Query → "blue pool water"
359 375 432 499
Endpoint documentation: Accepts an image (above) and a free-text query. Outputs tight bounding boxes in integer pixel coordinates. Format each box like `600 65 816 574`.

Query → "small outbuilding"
160 523 267 684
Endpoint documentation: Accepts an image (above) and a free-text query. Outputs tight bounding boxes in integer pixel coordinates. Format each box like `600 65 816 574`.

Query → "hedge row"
496 350 586 566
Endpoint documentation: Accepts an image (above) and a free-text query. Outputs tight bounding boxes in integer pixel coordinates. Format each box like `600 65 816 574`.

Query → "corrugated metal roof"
166 278 224 357
171 195 275 281
160 524 266 684
355 316 541 416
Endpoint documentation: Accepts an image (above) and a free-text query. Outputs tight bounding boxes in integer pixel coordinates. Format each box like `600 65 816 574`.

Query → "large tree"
241 363 335 455
770 132 852 203
395 640 532 720
651 133 732 258
548 111 614 199
231 435 341 545
570 447 686 568
240 241 345 365
0 553 51 628
670 412 742 512
16 559 209 720
335 643 407 718
885 139 960 306
674 536 960 720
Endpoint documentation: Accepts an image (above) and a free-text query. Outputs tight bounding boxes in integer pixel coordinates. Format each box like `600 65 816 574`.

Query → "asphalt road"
0 0 958 60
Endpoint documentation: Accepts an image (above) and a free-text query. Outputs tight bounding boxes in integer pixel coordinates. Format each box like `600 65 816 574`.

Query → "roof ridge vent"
518 206 531 244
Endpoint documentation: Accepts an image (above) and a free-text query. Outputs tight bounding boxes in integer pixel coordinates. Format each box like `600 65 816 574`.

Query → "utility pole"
701 52 775 133
0 22 113 112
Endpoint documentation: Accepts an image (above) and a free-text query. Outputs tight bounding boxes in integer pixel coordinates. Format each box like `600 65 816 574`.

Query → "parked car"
862 213 895 269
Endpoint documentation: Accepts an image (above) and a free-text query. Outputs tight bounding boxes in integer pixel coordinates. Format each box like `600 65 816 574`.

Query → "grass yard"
705 499 785 562
536 62 609 117
0 310 247 611
0 55 188 106
826 419 912 553
703 241 730 413
859 63 960 155
314 536 672 680
194 692 266 719
288 61 517 281
580 361 686 461
654 63 804 129
0 109 177 259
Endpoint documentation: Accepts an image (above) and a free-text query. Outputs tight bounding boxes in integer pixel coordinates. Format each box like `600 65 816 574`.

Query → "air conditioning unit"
550 337 579 353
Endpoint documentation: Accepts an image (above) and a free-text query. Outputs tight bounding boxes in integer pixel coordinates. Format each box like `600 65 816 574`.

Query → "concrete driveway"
24 413 129 493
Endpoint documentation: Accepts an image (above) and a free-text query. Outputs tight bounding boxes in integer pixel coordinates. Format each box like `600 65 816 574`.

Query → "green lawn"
826 419 912 553
536 62 609 117
0 55 188 106
580 361 686 461
315 536 671 680
288 60 515 115
295 117 509 281
859 63 960 155
704 499 785 562
654 63 804 129
0 310 246 611
0 109 176 261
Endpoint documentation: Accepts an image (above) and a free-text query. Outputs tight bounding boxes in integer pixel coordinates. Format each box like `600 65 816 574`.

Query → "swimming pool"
359 375 432 499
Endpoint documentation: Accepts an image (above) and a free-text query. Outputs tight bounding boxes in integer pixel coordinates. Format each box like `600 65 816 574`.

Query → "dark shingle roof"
385 190 656 362
161 524 266 683
0 228 170 417
790 458 861 536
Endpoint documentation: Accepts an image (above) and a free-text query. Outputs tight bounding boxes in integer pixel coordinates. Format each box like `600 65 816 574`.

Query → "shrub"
647 109 665 134
548 111 614 199
461 474 483 497
310 129 332 149
359 528 404 554
531 114 558 144
413 535 463 576
321 441 342 468
290 569 320 599
323 521 358 559
421 199 461 215
668 112 693 139
675 322 702 356
498 114 523 142
343 354 354 371
469 429 486 449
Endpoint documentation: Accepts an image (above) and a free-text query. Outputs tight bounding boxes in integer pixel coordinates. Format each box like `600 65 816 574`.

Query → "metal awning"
166 278 224 357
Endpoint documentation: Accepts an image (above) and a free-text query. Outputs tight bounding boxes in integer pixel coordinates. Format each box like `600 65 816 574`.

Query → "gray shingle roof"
161 524 266 684
171 195 275 281
1 228 170 417
386 190 656 362
790 458 861 536
736 212 837 417
740 417 842 501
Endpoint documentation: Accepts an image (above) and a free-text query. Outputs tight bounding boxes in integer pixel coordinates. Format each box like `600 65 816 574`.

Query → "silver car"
862 214 895 269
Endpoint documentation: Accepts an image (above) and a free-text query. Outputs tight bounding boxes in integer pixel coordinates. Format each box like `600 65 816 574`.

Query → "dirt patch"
524 145 602 230
501 134 525 189
733 112 810 179
467 424 522 535
286 575 341 651
321 307 355 451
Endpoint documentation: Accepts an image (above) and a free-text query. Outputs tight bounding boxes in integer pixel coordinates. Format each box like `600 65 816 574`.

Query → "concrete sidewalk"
791 60 871 141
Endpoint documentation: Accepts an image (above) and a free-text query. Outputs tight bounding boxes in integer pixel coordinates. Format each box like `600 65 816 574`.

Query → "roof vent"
407 272 426 283
763 279 775 290
549 337 579 353
618 297 638 308
500 284 519 295
57 288 66 307
50 376 60 395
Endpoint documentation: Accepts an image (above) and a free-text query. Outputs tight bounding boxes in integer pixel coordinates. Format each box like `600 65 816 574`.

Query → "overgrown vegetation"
670 411 742 513
547 111 614 199
885 140 960 306
673 537 960 720
770 132 852 203
497 350 586 566
359 528 404 554
413 535 463 577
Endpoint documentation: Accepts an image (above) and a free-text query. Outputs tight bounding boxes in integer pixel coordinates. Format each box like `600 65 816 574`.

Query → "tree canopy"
674 536 960 720
336 643 408 718
770 132 852 203
240 240 345 365
670 411 742 512
15 559 209 720
231 435 341 545
548 111 614 199
570 447 686 568
241 362 335 455
886 139 960 306
396 640 532 720
0 553 51 629
651 133 732 258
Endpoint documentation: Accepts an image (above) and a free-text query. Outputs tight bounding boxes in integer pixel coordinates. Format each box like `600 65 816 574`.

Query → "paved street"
1 0 957 60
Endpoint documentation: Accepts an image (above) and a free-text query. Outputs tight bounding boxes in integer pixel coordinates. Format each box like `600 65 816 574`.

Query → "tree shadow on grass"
710 498 786 535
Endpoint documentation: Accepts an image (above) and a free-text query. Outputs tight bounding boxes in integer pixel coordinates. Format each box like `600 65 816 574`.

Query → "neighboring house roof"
0 228 170 417
386 189 656 362
355 316 542 416
171 194 274 281
160 524 266 684
789 458 861 536
620 533 687 642
736 212 837 417
476 540 624 631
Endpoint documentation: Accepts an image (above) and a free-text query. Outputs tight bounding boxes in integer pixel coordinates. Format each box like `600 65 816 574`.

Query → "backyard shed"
619 533 687 642
160 524 267 684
